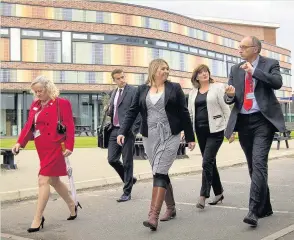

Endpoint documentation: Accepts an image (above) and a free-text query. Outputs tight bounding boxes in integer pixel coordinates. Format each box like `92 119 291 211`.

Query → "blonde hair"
191 64 214 88
146 59 169 86
31 75 60 99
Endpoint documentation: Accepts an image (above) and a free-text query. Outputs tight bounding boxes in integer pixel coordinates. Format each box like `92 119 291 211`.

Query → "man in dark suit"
107 69 141 202
224 36 286 226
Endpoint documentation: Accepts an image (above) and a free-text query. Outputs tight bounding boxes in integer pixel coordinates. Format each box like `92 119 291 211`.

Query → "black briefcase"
98 122 111 149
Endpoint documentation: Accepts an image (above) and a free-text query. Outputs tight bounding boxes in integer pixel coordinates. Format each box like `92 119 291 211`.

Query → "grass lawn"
0 137 98 150
1 131 293 150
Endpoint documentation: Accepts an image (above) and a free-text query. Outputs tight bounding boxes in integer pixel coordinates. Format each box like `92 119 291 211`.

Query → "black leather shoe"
133 177 137 185
243 211 258 227
258 210 273 219
117 194 131 202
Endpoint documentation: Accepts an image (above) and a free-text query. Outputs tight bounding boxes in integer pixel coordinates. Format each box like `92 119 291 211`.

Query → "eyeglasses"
238 45 256 50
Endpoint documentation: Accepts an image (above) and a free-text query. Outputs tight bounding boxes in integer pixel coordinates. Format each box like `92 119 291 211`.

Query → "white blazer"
188 83 231 133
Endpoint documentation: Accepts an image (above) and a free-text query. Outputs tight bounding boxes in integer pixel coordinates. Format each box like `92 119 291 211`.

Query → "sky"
109 0 294 87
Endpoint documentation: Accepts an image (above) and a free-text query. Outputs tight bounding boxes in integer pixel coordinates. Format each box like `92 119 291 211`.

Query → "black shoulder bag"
56 98 67 134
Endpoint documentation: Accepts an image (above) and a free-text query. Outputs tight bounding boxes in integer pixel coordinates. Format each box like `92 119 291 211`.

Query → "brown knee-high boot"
143 186 166 231
160 183 176 221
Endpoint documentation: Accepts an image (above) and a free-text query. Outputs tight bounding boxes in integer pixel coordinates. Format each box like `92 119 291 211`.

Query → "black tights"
153 173 170 189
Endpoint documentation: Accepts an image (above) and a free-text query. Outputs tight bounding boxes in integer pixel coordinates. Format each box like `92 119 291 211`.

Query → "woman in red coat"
12 76 81 233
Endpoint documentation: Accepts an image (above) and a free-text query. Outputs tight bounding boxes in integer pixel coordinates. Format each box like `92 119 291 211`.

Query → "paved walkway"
0 141 293 201
2 156 294 240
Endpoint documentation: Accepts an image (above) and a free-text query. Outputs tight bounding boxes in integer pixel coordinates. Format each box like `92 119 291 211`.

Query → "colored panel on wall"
22 39 61 63
0 38 10 61
71 43 227 77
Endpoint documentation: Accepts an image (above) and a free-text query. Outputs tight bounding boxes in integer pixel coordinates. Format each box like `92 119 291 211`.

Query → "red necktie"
243 73 253 111
113 89 122 126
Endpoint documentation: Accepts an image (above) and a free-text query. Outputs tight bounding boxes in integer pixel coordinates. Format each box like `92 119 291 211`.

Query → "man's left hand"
240 62 253 74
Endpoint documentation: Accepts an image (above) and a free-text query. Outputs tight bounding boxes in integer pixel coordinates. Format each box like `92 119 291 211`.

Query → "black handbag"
56 98 66 135
98 109 112 149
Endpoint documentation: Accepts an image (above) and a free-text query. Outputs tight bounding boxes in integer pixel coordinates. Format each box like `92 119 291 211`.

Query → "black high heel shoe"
67 202 82 220
208 195 224 205
27 216 45 233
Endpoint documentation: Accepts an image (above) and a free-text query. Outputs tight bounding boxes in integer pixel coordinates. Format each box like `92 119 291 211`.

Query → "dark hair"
191 64 214 88
251 36 262 53
111 69 124 80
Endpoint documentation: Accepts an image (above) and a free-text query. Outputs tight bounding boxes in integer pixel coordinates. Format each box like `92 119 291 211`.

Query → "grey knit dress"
143 91 181 175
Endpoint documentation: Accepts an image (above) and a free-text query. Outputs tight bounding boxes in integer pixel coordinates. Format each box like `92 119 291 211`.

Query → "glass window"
22 30 40 37
90 34 104 41
79 94 93 128
43 31 61 38
156 41 167 47
179 45 189 51
227 62 235 76
199 49 207 55
1 28 9 36
208 51 215 58
0 93 17 136
189 47 198 54
22 39 61 63
72 33 88 40
169 43 178 49
216 53 223 59
60 94 79 125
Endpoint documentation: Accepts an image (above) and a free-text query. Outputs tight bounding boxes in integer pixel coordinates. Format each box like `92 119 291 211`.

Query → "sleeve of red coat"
17 103 34 148
62 99 75 151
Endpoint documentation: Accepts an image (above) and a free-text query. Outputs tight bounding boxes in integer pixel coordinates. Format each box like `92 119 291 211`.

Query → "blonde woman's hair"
31 75 60 99
191 64 214 89
146 59 169 86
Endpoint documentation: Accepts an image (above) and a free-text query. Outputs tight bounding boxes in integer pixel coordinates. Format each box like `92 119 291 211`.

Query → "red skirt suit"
17 97 75 176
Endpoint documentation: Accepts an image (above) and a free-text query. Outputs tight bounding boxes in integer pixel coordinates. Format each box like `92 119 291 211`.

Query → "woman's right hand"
117 135 125 146
12 143 21 155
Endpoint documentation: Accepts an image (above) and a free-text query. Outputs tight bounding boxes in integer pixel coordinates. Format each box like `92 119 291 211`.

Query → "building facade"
0 0 292 136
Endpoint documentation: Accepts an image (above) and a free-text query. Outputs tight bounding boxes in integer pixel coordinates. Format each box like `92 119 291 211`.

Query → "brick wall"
264 28 277 45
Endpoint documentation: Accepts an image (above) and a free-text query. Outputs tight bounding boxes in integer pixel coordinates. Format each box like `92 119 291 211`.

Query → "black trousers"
108 127 135 195
196 126 224 198
236 112 275 216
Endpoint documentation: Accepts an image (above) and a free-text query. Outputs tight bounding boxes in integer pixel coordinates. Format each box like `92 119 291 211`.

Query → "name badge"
33 130 41 138
246 92 255 100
